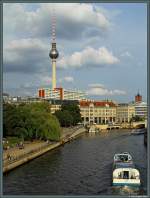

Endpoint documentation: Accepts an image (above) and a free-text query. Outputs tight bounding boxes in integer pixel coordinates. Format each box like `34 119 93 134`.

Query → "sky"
3 3 147 102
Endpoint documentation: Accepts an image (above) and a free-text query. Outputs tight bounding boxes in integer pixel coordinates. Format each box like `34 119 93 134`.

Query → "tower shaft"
52 59 56 90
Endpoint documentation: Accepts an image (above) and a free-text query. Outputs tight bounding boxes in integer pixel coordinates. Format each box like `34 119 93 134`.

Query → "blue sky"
3 3 147 102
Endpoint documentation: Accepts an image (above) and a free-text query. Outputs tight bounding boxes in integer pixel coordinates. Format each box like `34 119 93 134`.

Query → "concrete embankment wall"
67 127 85 139
3 127 86 173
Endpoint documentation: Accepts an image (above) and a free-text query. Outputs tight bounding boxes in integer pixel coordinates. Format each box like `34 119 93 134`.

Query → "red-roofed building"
79 100 117 125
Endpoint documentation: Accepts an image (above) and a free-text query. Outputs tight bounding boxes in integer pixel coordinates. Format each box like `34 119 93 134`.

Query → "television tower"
49 8 59 90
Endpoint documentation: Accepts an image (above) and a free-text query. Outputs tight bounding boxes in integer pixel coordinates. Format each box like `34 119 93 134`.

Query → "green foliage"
130 115 145 122
55 110 73 127
4 136 23 148
55 103 81 127
3 102 61 141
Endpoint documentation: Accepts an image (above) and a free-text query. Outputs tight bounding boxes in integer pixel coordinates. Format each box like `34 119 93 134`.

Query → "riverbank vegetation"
54 103 82 127
130 115 145 122
3 136 23 149
3 102 61 141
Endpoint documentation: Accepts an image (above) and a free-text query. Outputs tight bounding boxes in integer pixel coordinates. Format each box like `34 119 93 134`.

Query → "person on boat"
118 173 122 178
120 156 124 161
124 156 128 162
123 171 129 179
131 175 134 179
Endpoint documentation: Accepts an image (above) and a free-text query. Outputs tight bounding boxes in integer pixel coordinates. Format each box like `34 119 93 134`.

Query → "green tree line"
54 103 82 127
3 102 61 141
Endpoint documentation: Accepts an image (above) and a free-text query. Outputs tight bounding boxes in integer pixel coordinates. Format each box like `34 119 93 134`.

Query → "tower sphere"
49 49 59 59
49 43 59 59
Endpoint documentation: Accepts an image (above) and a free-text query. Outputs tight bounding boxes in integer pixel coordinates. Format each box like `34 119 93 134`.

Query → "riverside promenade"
3 126 86 173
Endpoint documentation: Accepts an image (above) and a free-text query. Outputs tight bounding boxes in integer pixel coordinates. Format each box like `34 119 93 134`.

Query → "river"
3 129 147 195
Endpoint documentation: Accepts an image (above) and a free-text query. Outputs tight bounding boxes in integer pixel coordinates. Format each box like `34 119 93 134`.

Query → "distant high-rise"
49 8 59 90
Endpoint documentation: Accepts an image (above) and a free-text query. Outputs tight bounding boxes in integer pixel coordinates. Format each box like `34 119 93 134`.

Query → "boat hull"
113 178 140 186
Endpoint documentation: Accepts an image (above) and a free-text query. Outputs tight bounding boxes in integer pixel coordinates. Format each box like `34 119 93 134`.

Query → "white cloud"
3 38 49 73
20 82 32 88
3 4 118 74
4 39 119 73
57 46 119 69
95 6 122 20
5 38 46 51
87 83 126 96
59 76 74 83
89 83 105 88
4 3 111 41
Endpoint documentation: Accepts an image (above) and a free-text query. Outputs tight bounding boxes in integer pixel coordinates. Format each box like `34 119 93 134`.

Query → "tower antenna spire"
51 7 56 43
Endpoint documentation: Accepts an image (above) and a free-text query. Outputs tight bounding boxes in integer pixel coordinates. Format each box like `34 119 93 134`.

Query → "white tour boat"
112 152 140 187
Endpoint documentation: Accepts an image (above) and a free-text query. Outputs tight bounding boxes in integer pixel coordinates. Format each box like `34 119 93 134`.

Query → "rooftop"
79 100 116 107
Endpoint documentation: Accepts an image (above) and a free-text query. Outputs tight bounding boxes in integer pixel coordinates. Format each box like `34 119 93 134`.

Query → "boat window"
123 171 129 179
119 155 128 162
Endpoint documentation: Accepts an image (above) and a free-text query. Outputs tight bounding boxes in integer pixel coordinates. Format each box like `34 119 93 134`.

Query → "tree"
55 110 73 127
3 103 22 137
3 102 61 141
61 103 82 125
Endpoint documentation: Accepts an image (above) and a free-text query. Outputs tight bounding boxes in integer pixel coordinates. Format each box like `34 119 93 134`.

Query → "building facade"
38 87 86 101
134 102 147 119
48 99 79 114
39 88 62 100
79 100 117 125
116 103 135 123
50 104 61 114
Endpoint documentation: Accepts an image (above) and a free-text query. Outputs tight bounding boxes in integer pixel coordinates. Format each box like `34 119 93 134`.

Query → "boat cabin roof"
114 162 135 169
114 153 132 162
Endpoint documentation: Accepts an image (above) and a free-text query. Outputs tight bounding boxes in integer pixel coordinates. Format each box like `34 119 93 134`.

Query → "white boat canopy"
113 168 140 179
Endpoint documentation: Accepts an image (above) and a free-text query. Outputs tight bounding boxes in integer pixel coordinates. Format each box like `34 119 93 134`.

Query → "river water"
3 129 147 195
